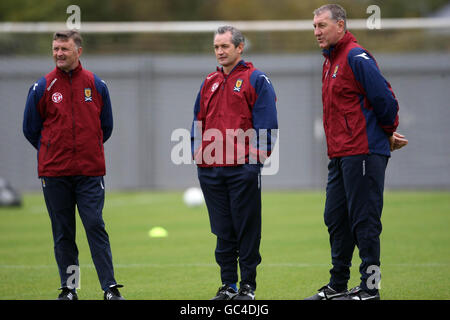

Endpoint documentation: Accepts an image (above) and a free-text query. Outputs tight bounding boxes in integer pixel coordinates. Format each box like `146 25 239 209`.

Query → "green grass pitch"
0 190 449 300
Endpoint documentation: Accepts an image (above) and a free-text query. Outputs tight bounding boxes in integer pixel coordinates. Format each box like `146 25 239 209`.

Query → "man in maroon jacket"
305 5 408 300
191 26 278 300
23 30 124 300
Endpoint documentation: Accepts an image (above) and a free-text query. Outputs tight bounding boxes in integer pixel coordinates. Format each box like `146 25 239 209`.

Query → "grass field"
0 190 449 300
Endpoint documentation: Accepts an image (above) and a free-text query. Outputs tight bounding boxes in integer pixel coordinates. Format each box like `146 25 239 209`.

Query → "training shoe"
104 284 125 300
233 284 255 300
333 286 380 300
304 285 348 300
211 284 238 300
57 287 78 300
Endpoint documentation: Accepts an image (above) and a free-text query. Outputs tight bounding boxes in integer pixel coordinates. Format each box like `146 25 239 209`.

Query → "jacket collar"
217 59 251 76
322 31 357 59
55 61 83 78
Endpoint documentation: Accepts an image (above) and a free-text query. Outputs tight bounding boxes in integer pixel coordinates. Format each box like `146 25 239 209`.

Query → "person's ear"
237 42 244 54
337 20 345 33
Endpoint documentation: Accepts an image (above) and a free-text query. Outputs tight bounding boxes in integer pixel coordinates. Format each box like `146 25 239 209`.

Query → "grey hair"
313 4 347 30
53 29 83 49
214 25 245 47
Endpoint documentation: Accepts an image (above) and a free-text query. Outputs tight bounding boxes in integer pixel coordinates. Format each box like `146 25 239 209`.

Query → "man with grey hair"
314 4 347 30
215 25 246 48
23 29 124 300
191 25 278 300
305 4 408 300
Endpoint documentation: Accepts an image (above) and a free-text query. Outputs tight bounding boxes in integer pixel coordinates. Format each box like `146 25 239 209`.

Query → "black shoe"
333 286 380 300
233 284 255 300
211 284 238 300
304 285 347 300
104 284 125 300
57 287 78 300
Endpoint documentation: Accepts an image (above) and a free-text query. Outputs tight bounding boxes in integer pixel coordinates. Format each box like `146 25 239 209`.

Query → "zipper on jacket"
70 73 77 156
324 56 333 132
221 74 229 91
221 62 242 90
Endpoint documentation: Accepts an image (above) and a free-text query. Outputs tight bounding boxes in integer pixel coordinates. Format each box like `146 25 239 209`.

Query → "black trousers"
198 165 262 290
41 176 117 291
324 154 388 293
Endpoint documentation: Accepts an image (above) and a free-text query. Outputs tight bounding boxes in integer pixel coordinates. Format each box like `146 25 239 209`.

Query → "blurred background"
1 0 450 192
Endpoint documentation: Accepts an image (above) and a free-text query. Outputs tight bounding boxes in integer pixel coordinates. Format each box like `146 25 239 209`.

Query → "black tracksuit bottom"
41 176 117 291
324 154 388 294
198 164 262 290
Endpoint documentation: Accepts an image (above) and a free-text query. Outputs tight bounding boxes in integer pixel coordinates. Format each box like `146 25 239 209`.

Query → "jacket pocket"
98 137 102 153
40 131 54 162
343 114 353 136
43 141 51 161
239 114 253 132
97 129 104 153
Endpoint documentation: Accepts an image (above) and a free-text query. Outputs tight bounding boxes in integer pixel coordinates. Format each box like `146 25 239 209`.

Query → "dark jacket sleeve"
23 77 46 149
94 74 113 142
348 47 399 135
191 81 204 158
249 70 278 163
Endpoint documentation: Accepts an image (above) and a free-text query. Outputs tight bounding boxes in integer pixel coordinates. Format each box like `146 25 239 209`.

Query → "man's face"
313 11 345 50
52 38 82 72
214 32 243 71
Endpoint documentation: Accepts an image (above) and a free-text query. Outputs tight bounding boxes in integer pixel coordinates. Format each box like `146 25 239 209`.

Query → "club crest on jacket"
52 92 63 103
234 79 243 92
84 88 92 102
332 65 339 78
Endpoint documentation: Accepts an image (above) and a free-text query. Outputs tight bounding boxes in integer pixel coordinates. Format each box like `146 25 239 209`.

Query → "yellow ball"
148 226 168 238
